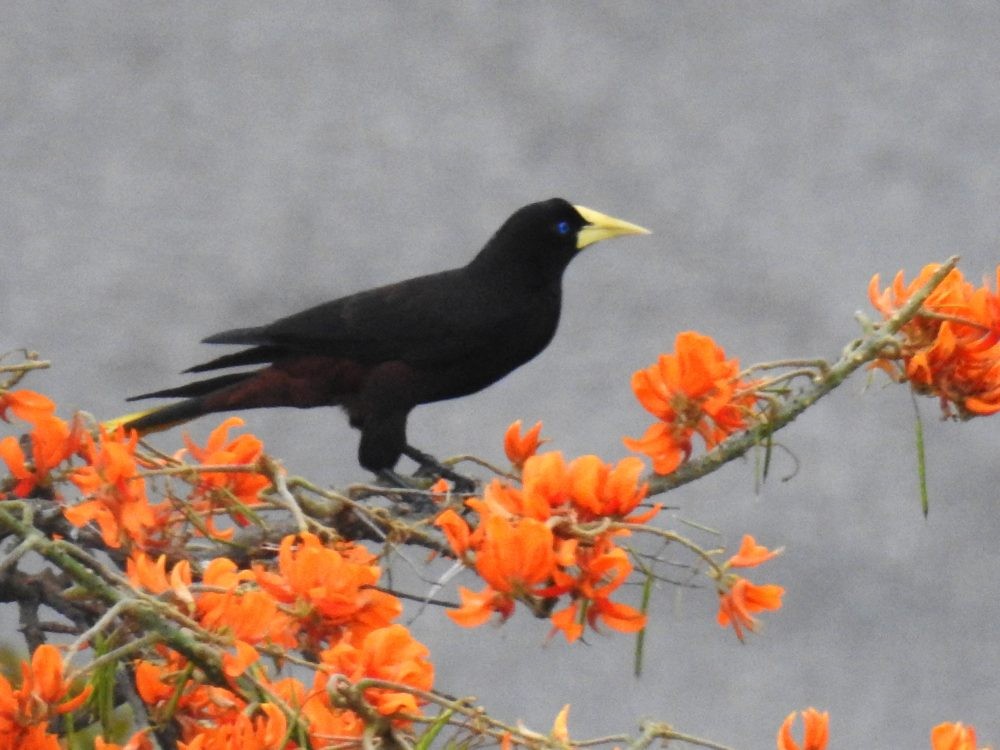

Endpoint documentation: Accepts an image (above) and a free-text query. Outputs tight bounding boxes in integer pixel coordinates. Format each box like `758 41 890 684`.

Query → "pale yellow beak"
573 204 651 249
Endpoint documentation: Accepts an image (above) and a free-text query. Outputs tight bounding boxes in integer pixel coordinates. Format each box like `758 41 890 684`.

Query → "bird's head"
473 198 650 282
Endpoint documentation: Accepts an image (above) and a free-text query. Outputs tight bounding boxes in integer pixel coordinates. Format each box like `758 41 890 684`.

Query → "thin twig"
265 461 309 533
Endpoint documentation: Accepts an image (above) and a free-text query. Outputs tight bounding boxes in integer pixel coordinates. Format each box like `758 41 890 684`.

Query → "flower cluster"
128 532 433 746
0 644 92 750
3 344 991 750
624 331 761 474
66 427 162 548
2 391 433 747
869 264 1000 417
253 532 403 650
0 389 80 498
180 416 272 532
776 711 990 750
1 391 271 550
436 421 660 641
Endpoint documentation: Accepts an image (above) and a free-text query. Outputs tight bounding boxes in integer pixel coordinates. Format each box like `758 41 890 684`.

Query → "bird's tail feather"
108 371 260 435
184 346 283 374
103 398 207 436
127 372 253 401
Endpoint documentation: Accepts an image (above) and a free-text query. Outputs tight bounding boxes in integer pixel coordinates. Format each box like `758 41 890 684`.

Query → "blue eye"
556 220 571 235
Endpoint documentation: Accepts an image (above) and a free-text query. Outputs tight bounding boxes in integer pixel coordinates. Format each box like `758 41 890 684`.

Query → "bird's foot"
376 469 425 490
402 445 478 495
373 469 442 513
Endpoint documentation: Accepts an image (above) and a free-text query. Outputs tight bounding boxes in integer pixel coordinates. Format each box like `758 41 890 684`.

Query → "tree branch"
645 256 959 495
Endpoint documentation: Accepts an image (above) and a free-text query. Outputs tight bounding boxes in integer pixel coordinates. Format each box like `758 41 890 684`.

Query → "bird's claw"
402 445 478 495
373 469 442 513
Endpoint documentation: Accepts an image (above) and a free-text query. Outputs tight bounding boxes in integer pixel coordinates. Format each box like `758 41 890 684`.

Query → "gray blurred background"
3 3 999 747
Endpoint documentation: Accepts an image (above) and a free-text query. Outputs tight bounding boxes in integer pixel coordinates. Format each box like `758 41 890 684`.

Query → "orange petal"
549 603 584 643
592 598 647 633
434 508 471 556
727 534 782 568
447 586 504 627
475 516 555 593
777 708 829 750
31 644 66 704
0 389 57 424
930 722 978 750
504 420 545 467
222 640 260 677
0 435 29 479
777 711 800 750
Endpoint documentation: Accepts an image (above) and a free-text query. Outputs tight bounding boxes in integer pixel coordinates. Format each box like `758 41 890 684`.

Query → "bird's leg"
402 445 478 495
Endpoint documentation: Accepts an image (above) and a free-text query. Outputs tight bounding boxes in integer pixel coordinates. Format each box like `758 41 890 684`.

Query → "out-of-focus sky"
4 4 999 747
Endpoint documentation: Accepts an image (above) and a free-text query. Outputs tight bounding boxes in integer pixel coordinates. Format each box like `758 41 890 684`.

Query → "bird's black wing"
196 268 531 369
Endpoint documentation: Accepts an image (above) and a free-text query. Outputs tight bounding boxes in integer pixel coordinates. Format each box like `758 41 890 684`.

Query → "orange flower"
176 703 289 750
2 725 60 750
566 454 651 520
480 450 656 523
127 551 172 593
462 457 562 524
504 420 544 467
221 640 260 678
717 577 784 642
870 265 1000 417
475 515 555 595
714 536 783 640
0 389 57 423
0 644 92 744
445 428 661 639
930 722 985 750
517 451 571 520
134 658 176 706
135 647 245 728
448 515 646 640
624 331 759 474
777 707 829 750
319 624 433 719
197 558 297 648
0 412 78 497
182 417 271 516
434 508 472 556
127 552 193 607
254 533 402 648
447 586 515 627
586 597 647 634
726 534 782 568
429 477 451 502
268 674 364 742
545 537 646 636
445 424 664 640
66 427 159 548
549 602 585 642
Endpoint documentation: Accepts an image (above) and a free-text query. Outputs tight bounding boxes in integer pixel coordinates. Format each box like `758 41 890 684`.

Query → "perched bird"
114 198 649 476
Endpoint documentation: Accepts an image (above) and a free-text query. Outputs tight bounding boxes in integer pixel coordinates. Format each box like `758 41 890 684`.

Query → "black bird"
112 199 649 475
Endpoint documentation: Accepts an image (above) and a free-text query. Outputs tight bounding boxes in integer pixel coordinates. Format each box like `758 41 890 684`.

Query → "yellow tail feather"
102 407 182 435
